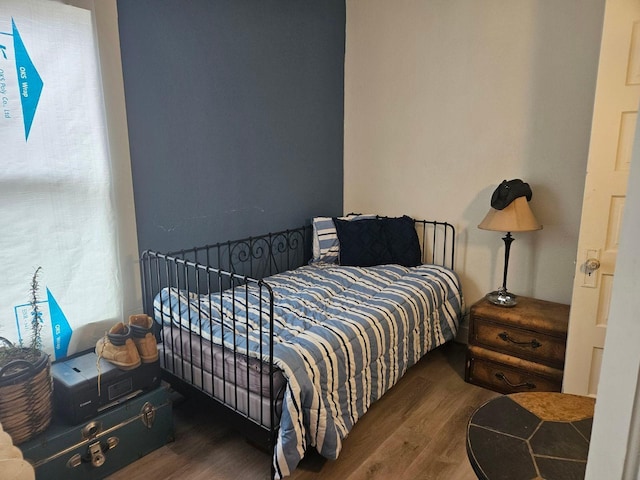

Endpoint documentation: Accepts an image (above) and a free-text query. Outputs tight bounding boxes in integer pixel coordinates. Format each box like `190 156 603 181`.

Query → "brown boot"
128 314 159 363
95 322 141 370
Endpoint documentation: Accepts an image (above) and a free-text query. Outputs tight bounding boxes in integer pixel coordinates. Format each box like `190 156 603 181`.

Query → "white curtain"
0 0 137 359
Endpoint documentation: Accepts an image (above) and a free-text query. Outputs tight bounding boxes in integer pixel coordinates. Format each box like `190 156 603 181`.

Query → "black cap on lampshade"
490 179 533 210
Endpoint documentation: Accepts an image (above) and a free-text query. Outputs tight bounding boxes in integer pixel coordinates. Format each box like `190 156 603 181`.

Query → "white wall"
344 1 605 314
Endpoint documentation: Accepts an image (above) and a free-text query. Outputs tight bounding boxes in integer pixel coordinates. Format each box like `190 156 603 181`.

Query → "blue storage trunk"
20 385 174 480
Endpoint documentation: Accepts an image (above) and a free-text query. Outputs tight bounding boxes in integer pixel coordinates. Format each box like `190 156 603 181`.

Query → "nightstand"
465 296 570 394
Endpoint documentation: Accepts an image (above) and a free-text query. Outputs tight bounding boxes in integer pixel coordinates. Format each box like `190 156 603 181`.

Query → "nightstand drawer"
470 317 566 369
466 346 563 394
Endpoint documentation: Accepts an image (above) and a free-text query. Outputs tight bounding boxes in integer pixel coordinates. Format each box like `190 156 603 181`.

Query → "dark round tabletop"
466 392 595 480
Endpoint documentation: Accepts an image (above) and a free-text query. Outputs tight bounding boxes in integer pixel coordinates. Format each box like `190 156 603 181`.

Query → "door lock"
585 258 601 272
582 249 600 288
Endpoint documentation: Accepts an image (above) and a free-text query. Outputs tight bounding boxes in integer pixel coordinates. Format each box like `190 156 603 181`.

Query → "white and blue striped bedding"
153 263 463 478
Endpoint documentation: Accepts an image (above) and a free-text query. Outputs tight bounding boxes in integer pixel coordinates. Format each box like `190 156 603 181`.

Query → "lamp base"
485 288 518 307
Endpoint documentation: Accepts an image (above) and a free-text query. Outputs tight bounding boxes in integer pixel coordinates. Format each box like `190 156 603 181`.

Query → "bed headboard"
152 218 454 277
413 219 456 269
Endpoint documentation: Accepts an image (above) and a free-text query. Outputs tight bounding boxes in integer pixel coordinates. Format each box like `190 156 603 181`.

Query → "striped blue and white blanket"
154 263 463 478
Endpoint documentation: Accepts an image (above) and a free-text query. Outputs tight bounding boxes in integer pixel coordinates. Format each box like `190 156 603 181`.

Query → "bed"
140 216 464 479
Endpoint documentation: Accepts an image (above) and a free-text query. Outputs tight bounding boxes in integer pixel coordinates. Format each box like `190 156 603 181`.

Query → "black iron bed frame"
140 218 455 478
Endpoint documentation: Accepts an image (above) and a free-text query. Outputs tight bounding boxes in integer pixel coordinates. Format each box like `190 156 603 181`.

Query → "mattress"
160 325 286 427
161 325 286 398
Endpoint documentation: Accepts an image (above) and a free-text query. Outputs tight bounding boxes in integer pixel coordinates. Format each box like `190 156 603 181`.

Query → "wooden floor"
107 342 498 480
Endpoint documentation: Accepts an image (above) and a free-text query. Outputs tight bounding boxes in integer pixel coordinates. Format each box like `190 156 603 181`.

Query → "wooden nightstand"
465 296 570 394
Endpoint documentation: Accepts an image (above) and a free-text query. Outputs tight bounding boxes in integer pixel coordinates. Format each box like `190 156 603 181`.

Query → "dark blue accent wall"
117 0 345 254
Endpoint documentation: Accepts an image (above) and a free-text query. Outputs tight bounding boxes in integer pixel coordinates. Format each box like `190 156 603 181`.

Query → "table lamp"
478 181 542 307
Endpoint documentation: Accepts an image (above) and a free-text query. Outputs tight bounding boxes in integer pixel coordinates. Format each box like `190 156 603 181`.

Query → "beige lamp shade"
478 196 542 233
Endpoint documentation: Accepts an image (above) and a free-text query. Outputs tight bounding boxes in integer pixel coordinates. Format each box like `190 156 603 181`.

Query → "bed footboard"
140 227 313 457
139 253 279 453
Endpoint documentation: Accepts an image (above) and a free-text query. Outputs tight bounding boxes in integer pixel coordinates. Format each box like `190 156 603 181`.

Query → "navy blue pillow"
380 216 422 267
334 218 393 267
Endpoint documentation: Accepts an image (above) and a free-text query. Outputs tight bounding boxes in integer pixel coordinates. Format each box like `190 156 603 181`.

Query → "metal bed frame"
139 218 455 479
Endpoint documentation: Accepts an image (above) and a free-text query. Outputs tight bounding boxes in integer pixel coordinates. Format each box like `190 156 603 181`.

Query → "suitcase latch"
88 441 106 467
82 421 103 440
66 437 119 469
141 401 156 429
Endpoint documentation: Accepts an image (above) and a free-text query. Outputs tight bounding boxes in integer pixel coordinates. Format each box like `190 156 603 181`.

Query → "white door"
563 0 640 396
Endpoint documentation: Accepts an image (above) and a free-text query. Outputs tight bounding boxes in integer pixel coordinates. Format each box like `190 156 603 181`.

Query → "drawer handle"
495 372 536 390
498 332 542 349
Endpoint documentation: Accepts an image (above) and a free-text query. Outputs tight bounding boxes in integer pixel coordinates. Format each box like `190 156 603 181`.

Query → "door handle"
585 258 601 271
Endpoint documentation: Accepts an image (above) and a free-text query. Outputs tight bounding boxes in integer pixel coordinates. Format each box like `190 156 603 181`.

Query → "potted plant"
0 267 53 444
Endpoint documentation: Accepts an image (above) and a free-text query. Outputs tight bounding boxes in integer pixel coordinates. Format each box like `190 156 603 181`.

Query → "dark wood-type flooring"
107 342 498 480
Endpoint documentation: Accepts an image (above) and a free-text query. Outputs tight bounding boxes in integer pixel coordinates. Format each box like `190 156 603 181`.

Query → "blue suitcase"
20 385 174 480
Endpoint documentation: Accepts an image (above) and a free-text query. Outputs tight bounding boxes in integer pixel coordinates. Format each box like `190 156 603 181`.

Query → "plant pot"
0 341 53 444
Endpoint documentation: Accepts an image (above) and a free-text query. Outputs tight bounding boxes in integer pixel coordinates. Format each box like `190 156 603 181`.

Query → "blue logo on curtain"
12 18 43 141
47 288 71 359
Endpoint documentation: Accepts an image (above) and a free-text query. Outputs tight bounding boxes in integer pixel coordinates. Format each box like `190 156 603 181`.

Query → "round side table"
466 392 595 480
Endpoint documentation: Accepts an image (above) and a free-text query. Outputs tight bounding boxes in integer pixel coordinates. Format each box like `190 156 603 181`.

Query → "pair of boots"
95 314 158 370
